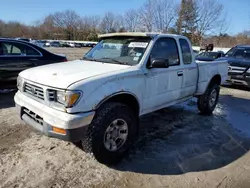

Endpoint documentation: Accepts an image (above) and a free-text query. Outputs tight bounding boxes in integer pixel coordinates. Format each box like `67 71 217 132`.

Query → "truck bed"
195 60 228 95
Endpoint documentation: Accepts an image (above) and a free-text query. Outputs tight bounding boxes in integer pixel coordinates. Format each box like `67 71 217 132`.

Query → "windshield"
197 52 219 59
226 47 250 59
83 37 151 65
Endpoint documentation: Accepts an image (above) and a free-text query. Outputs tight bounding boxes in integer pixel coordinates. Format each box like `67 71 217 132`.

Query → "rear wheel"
87 102 137 164
197 83 220 115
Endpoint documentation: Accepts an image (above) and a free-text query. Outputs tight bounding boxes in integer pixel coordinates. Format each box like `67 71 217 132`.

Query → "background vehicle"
220 45 250 87
44 41 51 47
196 51 225 61
15 38 31 43
81 43 87 47
32 40 46 47
0 38 67 88
14 33 228 164
50 41 61 47
193 49 200 57
74 43 81 48
69 42 75 47
61 42 71 47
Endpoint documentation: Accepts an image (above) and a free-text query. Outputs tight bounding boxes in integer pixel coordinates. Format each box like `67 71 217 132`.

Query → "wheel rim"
209 89 217 107
104 119 128 152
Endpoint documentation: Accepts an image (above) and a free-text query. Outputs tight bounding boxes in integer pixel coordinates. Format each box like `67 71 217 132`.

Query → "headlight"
247 68 250 73
17 76 24 90
56 90 81 108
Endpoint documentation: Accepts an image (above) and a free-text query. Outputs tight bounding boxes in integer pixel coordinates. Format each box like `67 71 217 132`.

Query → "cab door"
143 37 184 112
179 38 198 97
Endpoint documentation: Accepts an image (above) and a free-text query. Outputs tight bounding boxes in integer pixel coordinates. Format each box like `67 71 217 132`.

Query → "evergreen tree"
176 0 198 43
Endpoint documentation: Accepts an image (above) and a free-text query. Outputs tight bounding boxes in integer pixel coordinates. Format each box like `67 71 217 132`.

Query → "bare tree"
80 16 101 31
116 14 126 32
100 12 120 33
78 16 101 40
124 9 139 32
196 0 227 39
0 20 4 36
153 0 177 32
139 0 155 32
51 10 81 40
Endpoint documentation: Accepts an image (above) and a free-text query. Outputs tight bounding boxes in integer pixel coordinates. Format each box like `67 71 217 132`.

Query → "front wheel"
88 102 137 164
197 83 220 115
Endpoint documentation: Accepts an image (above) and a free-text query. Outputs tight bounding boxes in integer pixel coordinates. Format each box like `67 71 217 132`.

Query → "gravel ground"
1 86 250 188
47 47 91 61
1 48 250 188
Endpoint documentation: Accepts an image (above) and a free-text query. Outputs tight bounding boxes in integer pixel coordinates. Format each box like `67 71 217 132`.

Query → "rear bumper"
227 74 250 87
14 91 95 142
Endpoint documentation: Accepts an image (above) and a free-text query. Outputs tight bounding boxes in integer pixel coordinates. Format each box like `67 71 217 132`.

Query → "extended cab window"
179 39 192 64
151 38 179 66
0 42 40 56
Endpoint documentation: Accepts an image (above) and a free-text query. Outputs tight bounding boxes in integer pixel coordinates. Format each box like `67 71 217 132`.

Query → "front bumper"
227 74 250 87
14 91 95 142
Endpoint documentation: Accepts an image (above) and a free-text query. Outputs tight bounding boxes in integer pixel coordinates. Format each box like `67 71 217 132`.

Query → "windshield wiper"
97 58 130 65
82 57 97 61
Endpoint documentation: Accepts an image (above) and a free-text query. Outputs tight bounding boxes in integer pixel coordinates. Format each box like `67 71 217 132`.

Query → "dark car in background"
193 49 199 57
61 42 71 47
219 45 250 88
0 38 67 88
50 41 61 47
196 51 225 61
74 43 82 48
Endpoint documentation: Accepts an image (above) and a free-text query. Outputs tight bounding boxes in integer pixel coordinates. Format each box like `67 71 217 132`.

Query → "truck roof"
98 32 180 39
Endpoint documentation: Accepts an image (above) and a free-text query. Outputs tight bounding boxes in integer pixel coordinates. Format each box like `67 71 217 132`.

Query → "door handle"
177 71 183 77
29 58 38 61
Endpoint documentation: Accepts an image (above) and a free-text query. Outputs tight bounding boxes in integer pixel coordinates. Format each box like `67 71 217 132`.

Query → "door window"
233 49 245 58
151 38 180 66
0 42 9 55
179 39 192 64
0 42 40 56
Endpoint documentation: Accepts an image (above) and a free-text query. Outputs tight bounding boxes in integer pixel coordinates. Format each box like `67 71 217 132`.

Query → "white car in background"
69 42 75 47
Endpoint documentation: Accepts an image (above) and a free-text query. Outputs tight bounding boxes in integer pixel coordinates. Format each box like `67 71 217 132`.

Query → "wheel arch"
207 74 221 89
95 92 140 116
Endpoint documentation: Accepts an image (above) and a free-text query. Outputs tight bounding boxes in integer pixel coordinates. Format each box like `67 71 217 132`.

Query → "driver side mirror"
148 58 169 69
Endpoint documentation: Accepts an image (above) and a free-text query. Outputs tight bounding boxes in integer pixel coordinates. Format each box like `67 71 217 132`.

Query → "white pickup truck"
14 33 228 164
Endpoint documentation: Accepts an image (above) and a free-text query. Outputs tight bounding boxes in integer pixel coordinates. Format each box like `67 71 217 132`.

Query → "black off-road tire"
197 83 220 115
87 102 137 164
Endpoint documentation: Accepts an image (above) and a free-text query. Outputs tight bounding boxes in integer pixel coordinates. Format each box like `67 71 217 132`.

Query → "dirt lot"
1 48 250 188
48 47 91 61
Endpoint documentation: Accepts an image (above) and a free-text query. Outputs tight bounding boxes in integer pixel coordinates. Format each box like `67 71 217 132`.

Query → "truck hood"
20 60 131 88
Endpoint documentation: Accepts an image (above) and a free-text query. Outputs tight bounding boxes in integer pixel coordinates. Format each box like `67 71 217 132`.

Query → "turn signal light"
52 127 66 135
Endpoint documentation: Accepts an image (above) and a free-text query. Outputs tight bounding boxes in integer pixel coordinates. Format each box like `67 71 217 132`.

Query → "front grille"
229 66 246 73
47 89 56 101
23 107 43 125
24 83 44 100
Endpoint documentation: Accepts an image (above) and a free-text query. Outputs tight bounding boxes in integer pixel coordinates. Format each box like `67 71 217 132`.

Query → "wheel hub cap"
104 119 128 152
209 89 217 107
